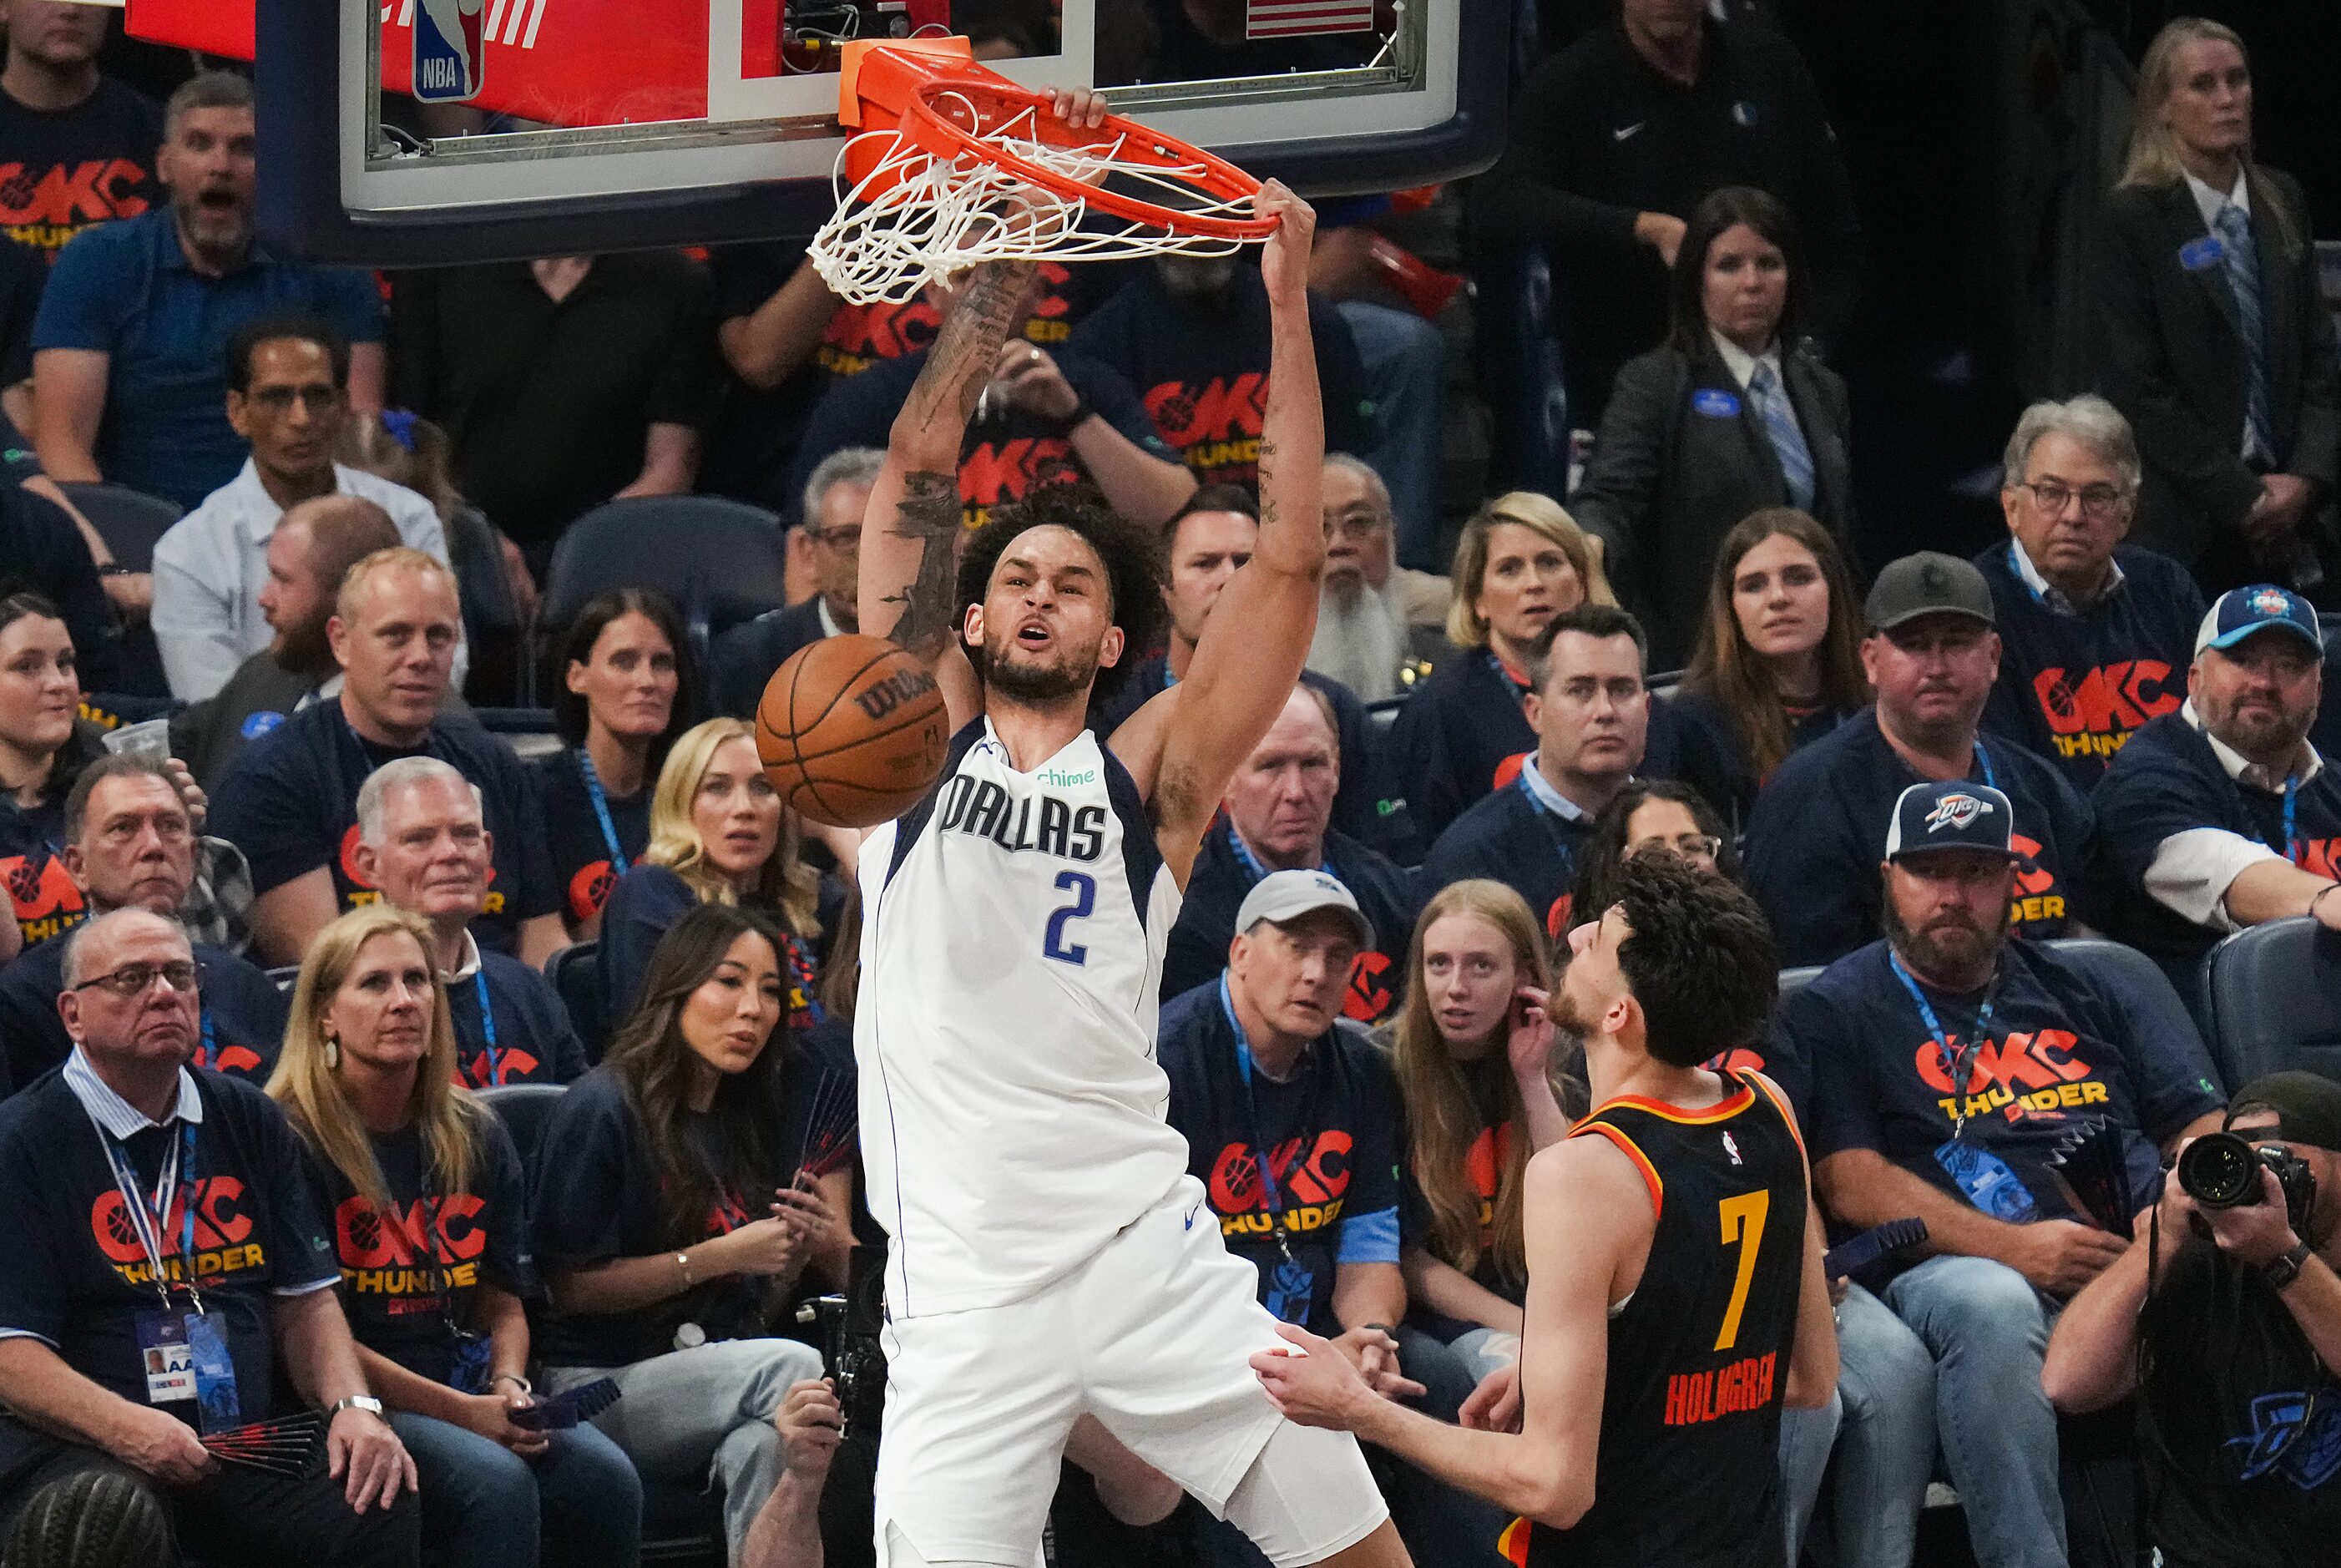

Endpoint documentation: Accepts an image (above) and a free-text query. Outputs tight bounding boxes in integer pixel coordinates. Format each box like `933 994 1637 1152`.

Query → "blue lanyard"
1218 977 1295 1253
2273 771 2302 865
472 970 503 1085
576 751 630 873
1973 740 1999 793
97 1118 201 1310
1225 828 1328 887
199 1009 215 1067
1889 951 1997 1141
1485 651 1531 703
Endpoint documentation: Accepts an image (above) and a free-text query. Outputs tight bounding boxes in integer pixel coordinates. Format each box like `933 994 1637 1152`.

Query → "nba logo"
1722 1131 1743 1166
414 0 486 104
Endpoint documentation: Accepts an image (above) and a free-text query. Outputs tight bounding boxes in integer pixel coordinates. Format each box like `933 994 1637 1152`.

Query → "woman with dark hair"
533 903 847 1560
1670 508 1868 829
0 589 104 955
536 589 695 936
1565 779 1741 923
1570 185 1854 669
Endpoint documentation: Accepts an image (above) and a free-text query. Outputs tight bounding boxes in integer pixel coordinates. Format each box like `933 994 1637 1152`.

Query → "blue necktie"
1749 362 1816 512
2215 203 2277 462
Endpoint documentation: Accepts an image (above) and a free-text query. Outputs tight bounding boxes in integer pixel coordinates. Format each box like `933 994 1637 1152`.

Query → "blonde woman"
1390 492 1615 840
1383 881 1575 1381
2097 16 2336 589
594 716 838 1025
270 906 642 1565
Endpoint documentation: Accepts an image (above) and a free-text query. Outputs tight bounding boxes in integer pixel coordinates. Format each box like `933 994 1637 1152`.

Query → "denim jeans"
389 1409 643 1567
1828 1282 1939 1568
1777 1386 1840 1562
1883 1256 2068 1568
1337 299 1447 572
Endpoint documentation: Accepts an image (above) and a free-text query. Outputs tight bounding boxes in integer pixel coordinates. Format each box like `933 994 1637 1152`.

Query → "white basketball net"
807 93 1260 306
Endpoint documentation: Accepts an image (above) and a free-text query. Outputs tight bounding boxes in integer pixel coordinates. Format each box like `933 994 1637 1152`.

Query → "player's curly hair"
1613 852 1778 1070
955 484 1166 708
3 1469 173 1568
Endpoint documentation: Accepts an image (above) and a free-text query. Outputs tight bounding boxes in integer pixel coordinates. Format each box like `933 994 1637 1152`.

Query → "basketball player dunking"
847 94 1413 1568
1254 857 1839 1568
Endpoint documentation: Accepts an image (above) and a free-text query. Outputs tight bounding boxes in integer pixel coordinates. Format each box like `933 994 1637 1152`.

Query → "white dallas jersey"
857 719 1189 1318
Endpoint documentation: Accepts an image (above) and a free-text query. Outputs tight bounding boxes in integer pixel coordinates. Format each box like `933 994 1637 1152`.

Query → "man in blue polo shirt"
1421 603 1653 938
1159 684 1420 1021
353 757 584 1089
1788 781 2225 1568
2094 585 2341 1002
1745 552 2096 968
1977 396 2205 790
28 72 384 509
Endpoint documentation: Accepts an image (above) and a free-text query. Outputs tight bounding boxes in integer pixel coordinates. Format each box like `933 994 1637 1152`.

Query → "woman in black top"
1668 508 1867 832
271 905 643 1566
533 904 847 1559
537 589 693 937
0 589 104 955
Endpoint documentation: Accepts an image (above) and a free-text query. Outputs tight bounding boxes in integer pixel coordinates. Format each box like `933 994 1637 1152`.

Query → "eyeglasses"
71 960 205 999
247 385 342 413
810 526 862 553
2015 481 2128 520
1630 834 1722 862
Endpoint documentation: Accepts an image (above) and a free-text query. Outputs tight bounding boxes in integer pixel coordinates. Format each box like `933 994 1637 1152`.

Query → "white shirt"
2008 536 2124 616
1517 748 1596 823
2141 700 2323 931
150 462 453 701
2184 168 2250 235
1709 329 1801 433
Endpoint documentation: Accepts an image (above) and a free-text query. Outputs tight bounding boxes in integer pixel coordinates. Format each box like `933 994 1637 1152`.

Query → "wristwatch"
332 1395 387 1419
2262 1239 2313 1292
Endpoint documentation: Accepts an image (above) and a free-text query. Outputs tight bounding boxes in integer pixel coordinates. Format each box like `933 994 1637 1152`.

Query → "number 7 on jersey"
1714 1191 1770 1352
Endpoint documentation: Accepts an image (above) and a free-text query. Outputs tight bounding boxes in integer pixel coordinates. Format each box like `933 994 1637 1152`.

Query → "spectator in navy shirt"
30 73 385 509
352 758 585 1090
2094 584 2341 999
0 0 162 265
1423 604 1655 938
0 589 100 953
1160 685 1420 1022
709 449 876 723
210 548 564 968
0 907 419 1562
1788 780 2224 1568
1743 553 2096 968
1977 397 2204 791
1158 868 1504 1563
0 756 284 1090
1391 493 1615 841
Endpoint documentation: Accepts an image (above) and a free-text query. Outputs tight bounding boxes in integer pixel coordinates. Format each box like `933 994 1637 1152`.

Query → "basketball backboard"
124 0 1507 266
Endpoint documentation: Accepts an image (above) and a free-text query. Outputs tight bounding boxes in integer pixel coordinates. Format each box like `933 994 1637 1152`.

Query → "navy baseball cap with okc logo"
1883 781 2020 862
2195 584 2322 658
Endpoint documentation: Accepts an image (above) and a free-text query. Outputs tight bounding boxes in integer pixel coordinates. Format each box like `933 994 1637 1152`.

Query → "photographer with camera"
2045 1072 2341 1563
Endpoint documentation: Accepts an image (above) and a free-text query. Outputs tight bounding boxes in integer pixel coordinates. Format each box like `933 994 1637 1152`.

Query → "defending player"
1252 856 1838 1568
849 91 1412 1568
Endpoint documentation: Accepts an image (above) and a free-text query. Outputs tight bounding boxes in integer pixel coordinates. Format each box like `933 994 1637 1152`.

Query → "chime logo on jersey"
1209 1129 1353 1238
336 1191 488 1297
2030 661 2180 760
1923 792 1991 833
1913 1023 2111 1122
412 0 486 103
90 1176 262 1286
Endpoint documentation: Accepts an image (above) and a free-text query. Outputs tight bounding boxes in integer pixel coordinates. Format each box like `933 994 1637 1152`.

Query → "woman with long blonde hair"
595 716 837 1024
1393 493 1615 840
2100 16 2332 589
1385 880 1578 1379
270 906 643 1565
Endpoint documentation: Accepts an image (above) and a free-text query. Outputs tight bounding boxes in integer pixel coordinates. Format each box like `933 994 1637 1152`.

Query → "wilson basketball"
756 635 950 829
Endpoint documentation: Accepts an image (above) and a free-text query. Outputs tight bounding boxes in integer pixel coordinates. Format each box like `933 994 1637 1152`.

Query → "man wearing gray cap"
1157 869 1505 1560
1743 551 2096 966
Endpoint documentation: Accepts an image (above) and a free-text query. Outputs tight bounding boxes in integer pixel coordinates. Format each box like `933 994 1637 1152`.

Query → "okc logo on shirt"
958 437 1079 524
2031 661 2180 760
1912 1024 2110 1123
194 1035 265 1078
1210 1130 1354 1239
1145 374 1269 483
90 1176 263 1287
3 852 84 944
1923 793 1991 833
336 1191 489 1292
0 159 152 256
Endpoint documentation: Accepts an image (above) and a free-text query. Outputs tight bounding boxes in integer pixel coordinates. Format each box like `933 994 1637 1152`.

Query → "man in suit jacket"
708 447 878 717
2092 23 2338 594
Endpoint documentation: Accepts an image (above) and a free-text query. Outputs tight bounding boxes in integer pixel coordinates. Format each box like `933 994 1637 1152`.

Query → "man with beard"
1306 456 1449 705
1248 854 1836 1568
29 72 385 510
1782 780 2225 1568
168 494 402 791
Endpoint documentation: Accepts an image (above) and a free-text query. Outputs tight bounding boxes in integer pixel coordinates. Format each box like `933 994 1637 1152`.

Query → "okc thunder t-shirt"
209 701 558 953
0 78 163 263
1976 544 2205 791
445 949 588 1090
1402 1106 1528 1342
297 1115 528 1383
1159 984 1403 1339
0 1067 336 1414
1742 709 2096 968
1786 938 2221 1250
0 937 286 1093
0 792 80 953
533 747 652 929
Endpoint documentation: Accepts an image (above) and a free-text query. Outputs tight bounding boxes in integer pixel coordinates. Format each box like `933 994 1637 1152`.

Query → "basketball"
756 635 950 828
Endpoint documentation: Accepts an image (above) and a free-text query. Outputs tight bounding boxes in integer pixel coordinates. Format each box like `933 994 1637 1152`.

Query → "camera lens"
2177 1131 2263 1209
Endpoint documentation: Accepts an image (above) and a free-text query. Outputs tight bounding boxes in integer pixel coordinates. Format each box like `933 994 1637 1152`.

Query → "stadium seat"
2050 937 2207 1081
475 1081 568 1177
1776 965 1823 1009
58 481 183 574
2199 917 2341 1089
547 939 611 1065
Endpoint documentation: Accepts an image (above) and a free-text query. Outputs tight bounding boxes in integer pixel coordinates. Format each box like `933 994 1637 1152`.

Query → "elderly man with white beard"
1307 456 1450 702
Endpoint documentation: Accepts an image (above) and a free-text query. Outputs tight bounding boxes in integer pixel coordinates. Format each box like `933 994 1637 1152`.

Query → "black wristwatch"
2262 1239 2313 1292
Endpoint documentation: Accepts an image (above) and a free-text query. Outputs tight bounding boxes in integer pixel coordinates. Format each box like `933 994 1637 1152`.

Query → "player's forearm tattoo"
883 469 964 661
904 260 1034 431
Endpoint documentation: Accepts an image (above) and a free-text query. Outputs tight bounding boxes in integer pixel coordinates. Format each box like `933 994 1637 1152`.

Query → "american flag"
1246 0 1377 39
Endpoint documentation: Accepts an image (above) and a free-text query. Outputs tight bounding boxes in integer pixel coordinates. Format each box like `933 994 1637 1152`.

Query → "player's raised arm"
1148 185 1324 878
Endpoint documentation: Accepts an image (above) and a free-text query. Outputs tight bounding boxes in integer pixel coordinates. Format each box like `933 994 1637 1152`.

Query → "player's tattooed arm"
897 260 1035 452
881 468 963 661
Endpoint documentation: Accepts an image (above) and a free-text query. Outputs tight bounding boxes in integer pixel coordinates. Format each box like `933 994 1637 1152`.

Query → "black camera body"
2176 1130 2318 1236
797 1243 887 1441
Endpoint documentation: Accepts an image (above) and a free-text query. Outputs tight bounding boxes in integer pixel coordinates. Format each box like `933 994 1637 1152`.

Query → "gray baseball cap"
1864 552 1995 634
1235 869 1375 950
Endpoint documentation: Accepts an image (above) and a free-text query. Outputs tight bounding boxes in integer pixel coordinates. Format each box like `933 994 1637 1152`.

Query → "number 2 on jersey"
1044 871 1095 965
1713 1191 1771 1352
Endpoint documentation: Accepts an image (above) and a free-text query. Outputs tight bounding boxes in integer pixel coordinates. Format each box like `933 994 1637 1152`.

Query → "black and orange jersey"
1508 1070 1808 1568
